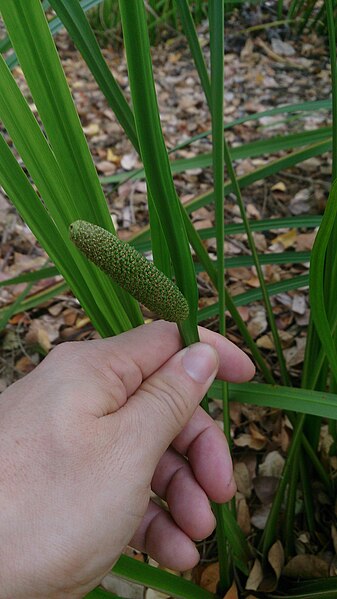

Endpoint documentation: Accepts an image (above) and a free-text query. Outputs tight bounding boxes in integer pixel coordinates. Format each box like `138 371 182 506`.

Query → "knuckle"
45 341 78 366
143 375 189 427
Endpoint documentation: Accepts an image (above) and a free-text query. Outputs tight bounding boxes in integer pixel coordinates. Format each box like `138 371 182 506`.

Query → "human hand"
0 320 254 598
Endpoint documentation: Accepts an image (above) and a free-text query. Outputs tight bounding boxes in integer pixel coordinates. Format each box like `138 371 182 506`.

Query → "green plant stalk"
181 210 274 381
104 138 332 217
174 0 292 386
179 9 283 383
0 281 69 321
49 0 140 151
310 180 337 382
85 588 118 598
224 142 291 387
212 505 232 591
277 0 283 19
284 449 300 558
0 266 57 288
297 0 318 34
4 0 105 71
113 555 216 599
0 133 118 335
183 139 332 214
118 0 249 570
324 0 337 307
300 432 333 493
210 380 337 419
130 213 322 254
322 0 337 403
209 0 233 591
118 0 198 339
174 0 212 107
209 0 226 394
0 0 142 333
1 1 110 227
259 413 306 556
0 281 34 331
299 456 315 534
302 318 326 390
310 3 325 33
288 0 306 19
198 274 310 322
100 123 332 186
147 192 172 278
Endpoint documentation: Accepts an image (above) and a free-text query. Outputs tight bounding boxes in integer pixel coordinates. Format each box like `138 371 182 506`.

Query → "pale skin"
0 320 255 598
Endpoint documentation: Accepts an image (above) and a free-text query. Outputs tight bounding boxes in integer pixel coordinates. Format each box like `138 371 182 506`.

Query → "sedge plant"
1 0 337 598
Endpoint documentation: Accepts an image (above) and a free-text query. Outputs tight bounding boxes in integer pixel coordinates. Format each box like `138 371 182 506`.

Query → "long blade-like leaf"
210 381 337 419
310 180 337 381
49 0 139 151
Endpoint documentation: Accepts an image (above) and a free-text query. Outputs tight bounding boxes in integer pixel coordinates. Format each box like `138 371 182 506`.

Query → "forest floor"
0 4 335 597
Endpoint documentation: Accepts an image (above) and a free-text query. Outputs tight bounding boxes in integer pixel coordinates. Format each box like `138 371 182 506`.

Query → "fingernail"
182 343 218 384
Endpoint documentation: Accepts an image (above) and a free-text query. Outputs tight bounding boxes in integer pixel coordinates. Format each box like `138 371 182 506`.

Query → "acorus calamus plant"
1 0 337 598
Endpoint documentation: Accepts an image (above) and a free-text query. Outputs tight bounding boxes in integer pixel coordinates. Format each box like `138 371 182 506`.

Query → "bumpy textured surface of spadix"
70 220 189 323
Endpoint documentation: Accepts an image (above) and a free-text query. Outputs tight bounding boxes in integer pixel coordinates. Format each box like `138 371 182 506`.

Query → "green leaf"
100 127 332 185
0 281 69 322
5 0 105 71
0 266 59 288
194 251 311 272
197 274 310 321
0 0 143 333
48 0 139 150
0 282 35 331
310 180 337 382
84 588 122 599
118 0 199 345
186 139 332 214
84 588 123 599
210 380 337 420
175 0 211 107
113 555 216 599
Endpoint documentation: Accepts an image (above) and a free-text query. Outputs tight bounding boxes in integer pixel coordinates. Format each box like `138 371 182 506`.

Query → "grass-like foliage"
0 0 337 597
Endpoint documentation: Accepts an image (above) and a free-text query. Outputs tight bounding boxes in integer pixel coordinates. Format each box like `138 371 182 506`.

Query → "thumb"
125 342 219 459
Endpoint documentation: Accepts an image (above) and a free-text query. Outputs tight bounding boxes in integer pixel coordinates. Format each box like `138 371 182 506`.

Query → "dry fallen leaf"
15 354 39 374
268 540 285 583
331 524 337 554
237 495 251 536
283 554 329 579
289 189 311 215
271 39 295 56
200 562 219 593
145 589 170 599
121 152 138 170
271 229 297 250
292 293 306 315
253 476 279 504
246 559 263 591
25 320 52 354
234 433 267 451
234 462 252 498
247 308 268 338
222 580 238 599
258 451 285 478
251 504 271 529
96 160 116 175
271 181 286 192
83 122 100 136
